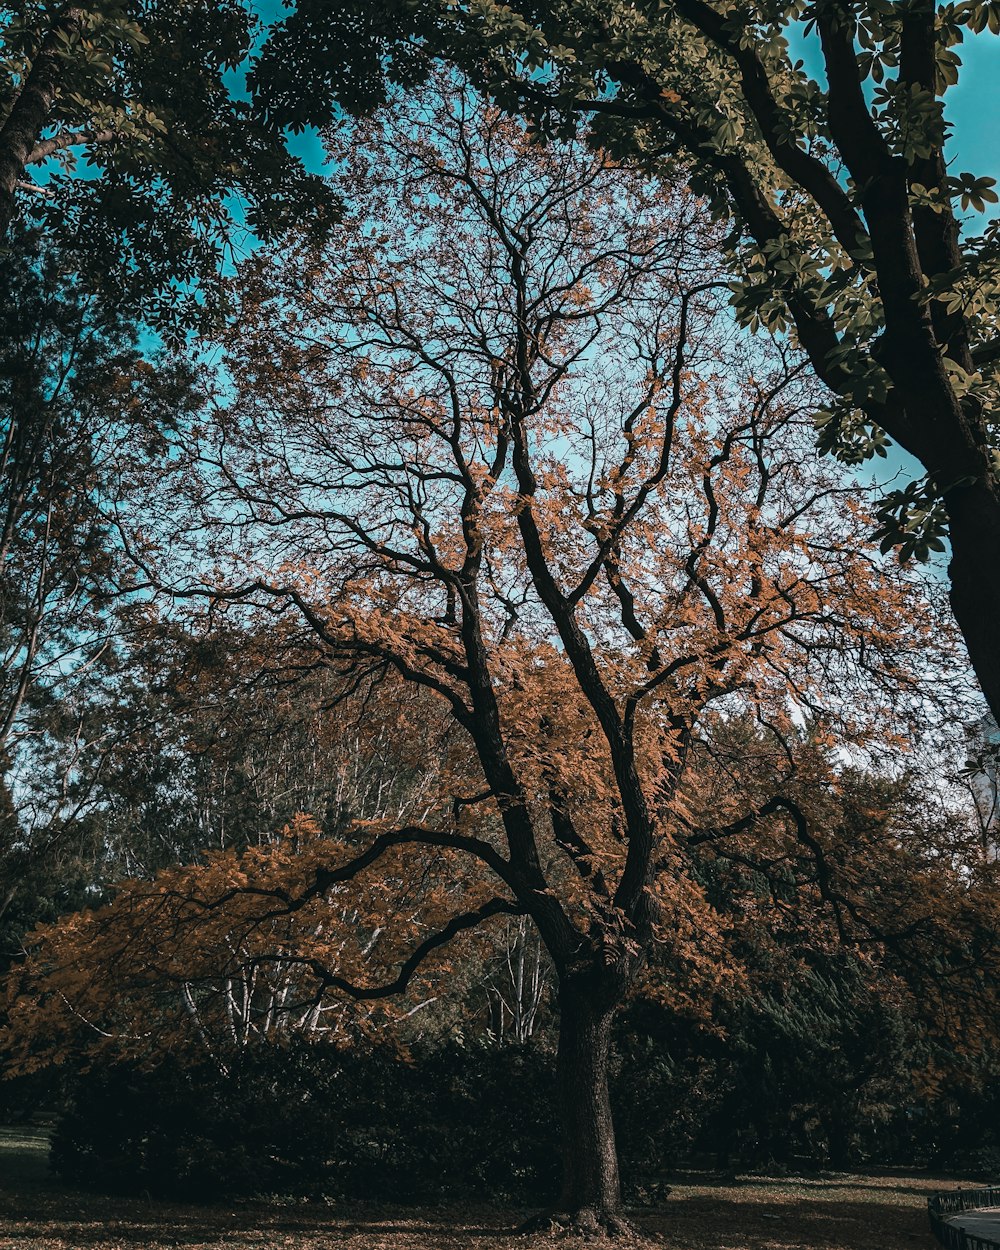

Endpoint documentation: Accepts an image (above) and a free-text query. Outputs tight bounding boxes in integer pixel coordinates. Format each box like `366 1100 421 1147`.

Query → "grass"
0 1126 49 1175
0 1127 975 1249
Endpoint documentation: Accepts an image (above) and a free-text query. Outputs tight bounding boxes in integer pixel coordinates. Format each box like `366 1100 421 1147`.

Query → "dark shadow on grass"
638 1193 934 1250
0 1133 954 1250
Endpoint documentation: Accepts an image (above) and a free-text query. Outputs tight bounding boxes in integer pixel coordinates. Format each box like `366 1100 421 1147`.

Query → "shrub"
50 1040 560 1201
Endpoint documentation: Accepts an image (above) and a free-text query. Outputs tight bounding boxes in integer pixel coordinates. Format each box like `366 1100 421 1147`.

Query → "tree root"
518 1206 640 1239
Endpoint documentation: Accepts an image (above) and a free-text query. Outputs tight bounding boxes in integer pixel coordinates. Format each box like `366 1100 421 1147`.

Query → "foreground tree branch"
251 895 525 1004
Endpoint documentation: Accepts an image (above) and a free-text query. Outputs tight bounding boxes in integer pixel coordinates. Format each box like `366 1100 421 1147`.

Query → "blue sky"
936 30 999 186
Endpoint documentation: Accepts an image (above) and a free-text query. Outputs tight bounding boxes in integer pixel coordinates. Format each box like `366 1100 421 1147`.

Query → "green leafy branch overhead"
0 1 338 341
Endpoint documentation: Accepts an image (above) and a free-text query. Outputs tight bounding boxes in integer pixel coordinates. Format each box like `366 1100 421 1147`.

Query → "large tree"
253 0 1000 725
122 88 966 1230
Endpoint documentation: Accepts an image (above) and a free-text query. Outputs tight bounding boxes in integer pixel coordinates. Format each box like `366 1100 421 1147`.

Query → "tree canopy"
250 0 1000 723
4 11 1000 1232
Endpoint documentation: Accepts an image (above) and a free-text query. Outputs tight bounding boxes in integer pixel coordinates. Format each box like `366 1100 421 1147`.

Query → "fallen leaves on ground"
0 1130 955 1250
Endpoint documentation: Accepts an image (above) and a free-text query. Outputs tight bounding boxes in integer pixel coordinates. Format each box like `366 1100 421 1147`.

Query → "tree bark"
945 477 1000 724
0 12 80 240
524 976 629 1235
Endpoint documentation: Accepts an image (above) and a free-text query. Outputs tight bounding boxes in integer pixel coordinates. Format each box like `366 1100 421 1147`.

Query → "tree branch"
672 0 869 256
173 824 517 918
0 9 83 236
685 794 848 942
26 126 119 165
251 895 525 1002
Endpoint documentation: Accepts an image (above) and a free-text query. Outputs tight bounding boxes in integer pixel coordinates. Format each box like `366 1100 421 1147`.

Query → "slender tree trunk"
523 975 632 1235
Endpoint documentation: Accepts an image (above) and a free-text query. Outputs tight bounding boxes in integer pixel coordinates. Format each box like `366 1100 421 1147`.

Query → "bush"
50 1040 561 1202
51 993 1000 1202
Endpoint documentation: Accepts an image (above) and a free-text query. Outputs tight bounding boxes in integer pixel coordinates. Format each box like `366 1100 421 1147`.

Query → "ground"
0 1126 970 1249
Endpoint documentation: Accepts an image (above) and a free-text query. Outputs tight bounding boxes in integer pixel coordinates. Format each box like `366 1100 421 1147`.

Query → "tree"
0 1 335 338
14 86 973 1231
0 636 476 1078
0 224 206 925
8 699 999 1188
618 719 1000 1172
253 0 1000 727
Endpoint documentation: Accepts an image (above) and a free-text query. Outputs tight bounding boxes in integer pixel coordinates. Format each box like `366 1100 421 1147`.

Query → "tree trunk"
945 475 1000 728
0 16 77 241
522 977 630 1235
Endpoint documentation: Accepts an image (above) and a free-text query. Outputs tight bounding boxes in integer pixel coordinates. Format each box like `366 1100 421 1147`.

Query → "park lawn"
0 1128 961 1249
